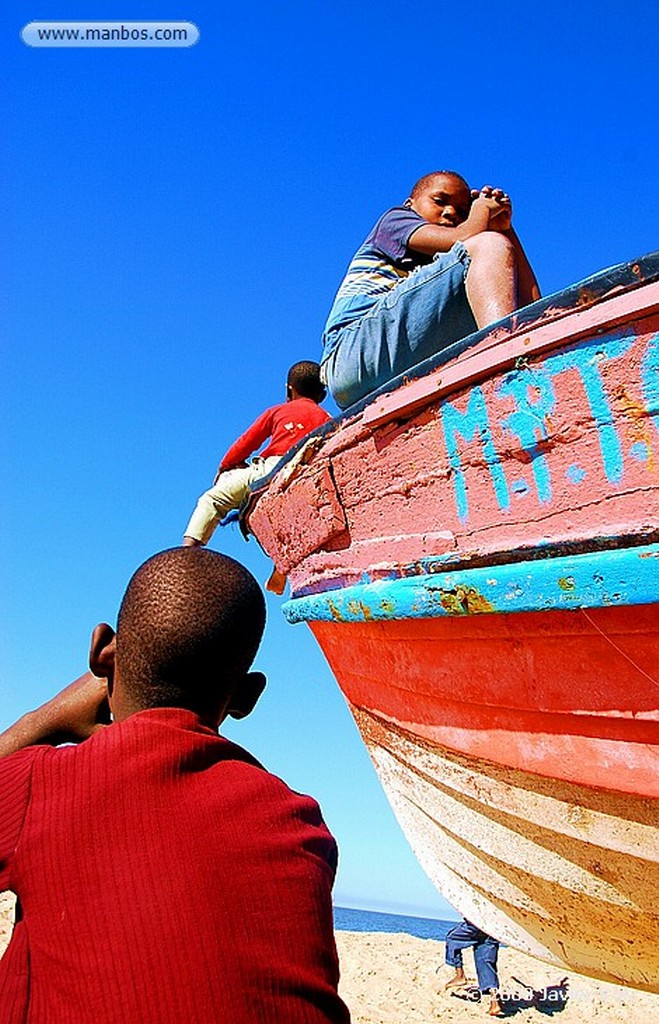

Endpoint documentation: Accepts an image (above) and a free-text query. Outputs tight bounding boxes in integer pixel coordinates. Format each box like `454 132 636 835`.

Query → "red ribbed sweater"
0 708 350 1023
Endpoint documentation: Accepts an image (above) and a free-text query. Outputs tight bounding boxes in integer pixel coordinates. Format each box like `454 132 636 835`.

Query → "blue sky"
3 1 658 918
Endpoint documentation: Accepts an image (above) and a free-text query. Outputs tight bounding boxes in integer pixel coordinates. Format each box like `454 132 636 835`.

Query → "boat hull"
251 272 659 597
345 701 659 991
307 594 659 797
303 594 659 989
245 253 659 990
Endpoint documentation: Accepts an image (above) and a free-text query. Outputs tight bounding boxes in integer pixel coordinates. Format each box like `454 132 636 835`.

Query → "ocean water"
334 905 457 941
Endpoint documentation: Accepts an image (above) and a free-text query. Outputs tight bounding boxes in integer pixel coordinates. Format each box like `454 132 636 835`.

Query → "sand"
0 893 13 956
2 894 658 1021
335 930 659 1023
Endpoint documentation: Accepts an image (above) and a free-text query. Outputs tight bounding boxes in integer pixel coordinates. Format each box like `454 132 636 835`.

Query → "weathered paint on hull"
298 581 659 990
348 706 659 992
244 253 659 990
250 280 659 597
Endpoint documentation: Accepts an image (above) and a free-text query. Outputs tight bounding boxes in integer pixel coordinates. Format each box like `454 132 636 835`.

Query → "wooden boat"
244 252 659 992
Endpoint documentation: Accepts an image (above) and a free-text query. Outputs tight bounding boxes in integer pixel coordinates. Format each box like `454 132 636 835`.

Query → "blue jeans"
322 242 475 410
445 919 500 993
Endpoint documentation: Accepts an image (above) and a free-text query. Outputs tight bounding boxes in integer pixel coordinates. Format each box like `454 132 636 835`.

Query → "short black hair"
286 360 326 402
116 548 265 717
409 170 470 199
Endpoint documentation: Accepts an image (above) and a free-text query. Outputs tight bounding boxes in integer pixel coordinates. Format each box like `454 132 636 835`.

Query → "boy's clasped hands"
470 185 512 230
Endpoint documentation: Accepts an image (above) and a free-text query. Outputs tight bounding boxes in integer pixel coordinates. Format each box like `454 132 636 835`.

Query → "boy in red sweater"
183 360 331 547
0 548 351 1023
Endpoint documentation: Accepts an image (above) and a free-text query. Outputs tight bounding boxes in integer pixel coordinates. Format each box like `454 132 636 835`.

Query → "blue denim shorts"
322 242 475 410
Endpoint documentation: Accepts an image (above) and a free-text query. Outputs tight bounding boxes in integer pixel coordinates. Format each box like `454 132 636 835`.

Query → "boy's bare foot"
444 969 468 991
182 536 203 548
487 992 505 1016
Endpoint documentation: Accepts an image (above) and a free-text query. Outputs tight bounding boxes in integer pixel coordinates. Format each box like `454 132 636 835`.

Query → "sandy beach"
335 930 659 1023
2 893 657 1021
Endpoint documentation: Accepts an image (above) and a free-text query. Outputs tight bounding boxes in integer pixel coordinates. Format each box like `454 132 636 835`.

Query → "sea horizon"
333 904 459 942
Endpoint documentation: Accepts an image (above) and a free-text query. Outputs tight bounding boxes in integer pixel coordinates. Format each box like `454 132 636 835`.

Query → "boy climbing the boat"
183 360 331 547
321 171 540 409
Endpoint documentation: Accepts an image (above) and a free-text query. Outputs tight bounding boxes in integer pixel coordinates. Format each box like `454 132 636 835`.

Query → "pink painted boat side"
244 252 659 990
249 305 658 593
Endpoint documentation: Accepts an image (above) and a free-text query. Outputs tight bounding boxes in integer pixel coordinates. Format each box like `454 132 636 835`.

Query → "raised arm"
410 180 541 307
0 672 110 759
407 192 511 255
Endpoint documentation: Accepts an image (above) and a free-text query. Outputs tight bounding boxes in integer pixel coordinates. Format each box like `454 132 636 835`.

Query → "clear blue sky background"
3 1 658 918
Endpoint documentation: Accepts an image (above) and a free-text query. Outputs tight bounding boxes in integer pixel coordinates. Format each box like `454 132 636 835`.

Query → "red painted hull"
310 603 659 799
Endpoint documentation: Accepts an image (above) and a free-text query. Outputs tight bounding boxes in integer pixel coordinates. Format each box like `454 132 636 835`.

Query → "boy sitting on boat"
183 360 331 548
321 170 540 409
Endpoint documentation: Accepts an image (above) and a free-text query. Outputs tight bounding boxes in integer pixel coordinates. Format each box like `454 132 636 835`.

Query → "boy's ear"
227 671 267 720
89 623 116 691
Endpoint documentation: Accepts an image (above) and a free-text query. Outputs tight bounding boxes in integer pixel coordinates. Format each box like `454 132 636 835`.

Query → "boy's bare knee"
464 232 515 263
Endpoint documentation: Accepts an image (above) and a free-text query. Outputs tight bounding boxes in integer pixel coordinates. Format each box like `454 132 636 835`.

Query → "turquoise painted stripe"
283 543 659 624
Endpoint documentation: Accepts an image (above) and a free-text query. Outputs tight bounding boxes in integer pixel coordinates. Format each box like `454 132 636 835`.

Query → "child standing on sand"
183 361 331 547
444 918 505 1017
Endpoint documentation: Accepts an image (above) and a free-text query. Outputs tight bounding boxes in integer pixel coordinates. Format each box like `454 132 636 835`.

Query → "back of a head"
287 360 326 402
116 548 266 716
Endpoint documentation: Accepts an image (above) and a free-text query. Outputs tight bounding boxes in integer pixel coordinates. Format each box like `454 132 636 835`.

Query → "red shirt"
221 398 331 471
0 709 350 1023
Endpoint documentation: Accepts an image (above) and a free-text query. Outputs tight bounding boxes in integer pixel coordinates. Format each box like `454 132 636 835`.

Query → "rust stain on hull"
428 585 496 615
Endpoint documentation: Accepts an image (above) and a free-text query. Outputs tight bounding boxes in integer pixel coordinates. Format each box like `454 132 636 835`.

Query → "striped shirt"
322 206 433 355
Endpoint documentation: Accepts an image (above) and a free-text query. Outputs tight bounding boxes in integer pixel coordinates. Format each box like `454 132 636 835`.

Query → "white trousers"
183 455 281 544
